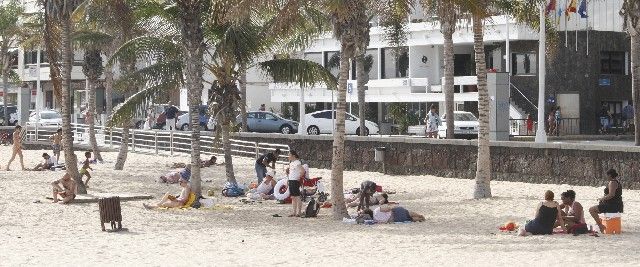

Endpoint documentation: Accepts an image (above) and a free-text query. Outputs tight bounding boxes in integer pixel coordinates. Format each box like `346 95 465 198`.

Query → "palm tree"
620 1 640 145
81 48 105 162
0 1 23 126
44 0 86 194
422 0 457 139
108 1 336 194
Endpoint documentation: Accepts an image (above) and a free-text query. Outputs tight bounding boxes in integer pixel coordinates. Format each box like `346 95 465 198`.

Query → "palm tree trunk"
177 1 205 196
356 53 367 136
443 28 455 139
331 42 352 219
114 126 129 170
239 66 248 132
631 28 640 145
87 79 103 162
104 48 115 118
1 43 9 126
472 14 491 199
60 18 85 194
221 112 236 184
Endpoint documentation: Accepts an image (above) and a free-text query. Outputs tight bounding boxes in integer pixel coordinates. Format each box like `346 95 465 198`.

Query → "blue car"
236 111 298 134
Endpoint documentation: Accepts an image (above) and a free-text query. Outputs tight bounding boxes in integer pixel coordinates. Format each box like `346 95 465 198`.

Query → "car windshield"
41 112 61 119
454 113 477 121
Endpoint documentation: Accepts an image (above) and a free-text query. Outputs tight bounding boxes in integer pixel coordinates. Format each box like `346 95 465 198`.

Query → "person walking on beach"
80 151 93 187
547 110 556 136
50 128 62 163
287 150 304 217
554 107 562 136
255 148 281 184
425 105 441 138
599 105 611 134
164 101 179 131
6 125 25 171
52 172 77 204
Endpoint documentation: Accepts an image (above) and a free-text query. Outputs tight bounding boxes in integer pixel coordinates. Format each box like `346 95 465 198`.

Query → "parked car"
27 110 63 127
0 105 18 126
437 111 479 139
304 110 378 135
177 105 215 131
236 111 298 134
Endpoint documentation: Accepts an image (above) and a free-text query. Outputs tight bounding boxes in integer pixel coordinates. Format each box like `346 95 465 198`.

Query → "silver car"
236 111 298 134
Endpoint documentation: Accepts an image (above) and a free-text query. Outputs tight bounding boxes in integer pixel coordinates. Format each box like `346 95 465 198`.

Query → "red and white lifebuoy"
273 179 290 200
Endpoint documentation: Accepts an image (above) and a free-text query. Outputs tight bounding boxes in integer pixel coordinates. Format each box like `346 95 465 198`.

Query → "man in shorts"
425 105 441 138
357 180 378 211
52 173 77 204
50 128 62 163
164 101 179 131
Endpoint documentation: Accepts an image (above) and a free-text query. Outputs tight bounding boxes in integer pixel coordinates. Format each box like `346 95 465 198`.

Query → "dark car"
236 111 298 134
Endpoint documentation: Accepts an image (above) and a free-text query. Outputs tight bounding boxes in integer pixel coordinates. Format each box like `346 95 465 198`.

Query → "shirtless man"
51 173 77 204
6 125 25 171
49 128 62 163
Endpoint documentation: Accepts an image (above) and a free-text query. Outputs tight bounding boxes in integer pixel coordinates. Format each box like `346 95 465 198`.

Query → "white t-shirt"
288 160 303 181
176 186 191 202
373 207 392 223
256 180 274 195
43 157 54 165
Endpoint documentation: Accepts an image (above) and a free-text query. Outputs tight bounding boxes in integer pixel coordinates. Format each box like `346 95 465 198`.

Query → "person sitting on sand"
144 177 192 209
347 192 388 208
559 190 587 233
357 180 378 211
364 203 425 223
32 153 55 171
589 169 624 233
51 173 77 204
246 169 277 200
170 156 219 169
519 190 566 236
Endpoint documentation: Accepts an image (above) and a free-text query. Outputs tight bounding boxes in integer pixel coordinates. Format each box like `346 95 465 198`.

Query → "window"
247 113 256 119
265 113 276 120
312 111 332 119
23 50 48 65
511 52 537 75
601 51 626 75
256 112 266 119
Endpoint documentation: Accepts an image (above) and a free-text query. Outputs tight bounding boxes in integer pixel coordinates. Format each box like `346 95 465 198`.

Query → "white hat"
266 169 276 178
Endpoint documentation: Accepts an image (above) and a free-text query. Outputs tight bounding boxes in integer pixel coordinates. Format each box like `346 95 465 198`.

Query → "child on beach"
32 153 55 171
6 125 25 171
51 173 77 204
50 128 62 163
80 151 93 187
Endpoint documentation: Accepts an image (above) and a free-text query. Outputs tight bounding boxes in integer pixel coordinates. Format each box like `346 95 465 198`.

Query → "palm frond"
260 58 338 90
113 60 183 91
108 80 180 127
72 30 114 50
108 35 181 67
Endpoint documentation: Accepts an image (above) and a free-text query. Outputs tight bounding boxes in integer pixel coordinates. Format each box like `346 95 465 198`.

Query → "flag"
546 0 557 16
578 0 588 18
565 0 577 16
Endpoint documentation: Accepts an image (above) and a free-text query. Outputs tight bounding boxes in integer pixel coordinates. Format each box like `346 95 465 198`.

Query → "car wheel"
356 127 369 136
280 125 293 134
180 123 189 131
307 125 320 135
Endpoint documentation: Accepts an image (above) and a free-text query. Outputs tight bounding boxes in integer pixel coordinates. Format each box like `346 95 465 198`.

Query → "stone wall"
234 133 640 189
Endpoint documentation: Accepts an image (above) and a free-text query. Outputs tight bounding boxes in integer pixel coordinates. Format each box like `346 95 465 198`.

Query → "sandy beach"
0 146 638 266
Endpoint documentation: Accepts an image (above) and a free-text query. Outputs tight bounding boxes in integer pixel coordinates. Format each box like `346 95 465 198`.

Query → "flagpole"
586 0 589 56
565 0 568 47
536 3 548 143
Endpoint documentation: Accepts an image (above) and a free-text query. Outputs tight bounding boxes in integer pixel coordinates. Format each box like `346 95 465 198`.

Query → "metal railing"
509 118 580 136
510 83 537 111
24 123 290 164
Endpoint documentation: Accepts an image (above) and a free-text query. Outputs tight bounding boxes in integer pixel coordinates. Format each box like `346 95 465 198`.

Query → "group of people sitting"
347 180 425 224
519 169 624 236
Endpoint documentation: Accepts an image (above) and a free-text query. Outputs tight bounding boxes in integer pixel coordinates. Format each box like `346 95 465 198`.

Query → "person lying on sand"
144 177 191 209
364 203 425 223
519 190 566 236
246 170 277 200
32 153 54 171
158 165 191 184
170 156 220 169
51 173 77 204
347 192 387 208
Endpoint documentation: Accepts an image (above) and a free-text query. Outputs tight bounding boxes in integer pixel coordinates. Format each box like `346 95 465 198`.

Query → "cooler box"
600 213 622 234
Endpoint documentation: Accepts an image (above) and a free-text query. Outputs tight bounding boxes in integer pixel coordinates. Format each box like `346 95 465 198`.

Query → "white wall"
409 45 438 80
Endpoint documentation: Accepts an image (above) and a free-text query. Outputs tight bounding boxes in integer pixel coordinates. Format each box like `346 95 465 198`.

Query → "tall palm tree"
621 1 640 145
422 0 457 139
81 48 105 162
44 0 86 194
0 1 23 125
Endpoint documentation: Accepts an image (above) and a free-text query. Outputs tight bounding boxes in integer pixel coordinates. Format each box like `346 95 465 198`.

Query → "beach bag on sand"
222 182 244 197
304 198 320 217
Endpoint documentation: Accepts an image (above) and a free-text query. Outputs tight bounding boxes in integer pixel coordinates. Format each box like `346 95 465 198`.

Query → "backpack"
305 198 320 218
221 182 244 197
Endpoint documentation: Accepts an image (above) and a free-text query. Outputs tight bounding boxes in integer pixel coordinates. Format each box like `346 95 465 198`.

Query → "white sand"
0 146 638 266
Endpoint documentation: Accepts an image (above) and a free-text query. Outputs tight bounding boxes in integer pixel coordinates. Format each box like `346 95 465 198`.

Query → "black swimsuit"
598 179 623 213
